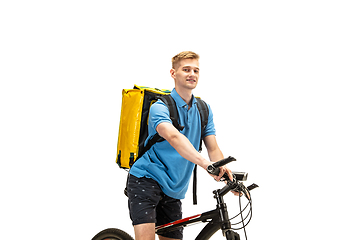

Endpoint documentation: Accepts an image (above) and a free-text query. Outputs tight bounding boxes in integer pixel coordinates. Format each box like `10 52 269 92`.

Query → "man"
127 51 233 240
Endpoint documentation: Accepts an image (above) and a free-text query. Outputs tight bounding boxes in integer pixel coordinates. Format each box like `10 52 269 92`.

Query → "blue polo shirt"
129 88 216 199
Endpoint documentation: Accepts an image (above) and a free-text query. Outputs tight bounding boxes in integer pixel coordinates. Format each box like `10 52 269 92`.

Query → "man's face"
171 59 200 90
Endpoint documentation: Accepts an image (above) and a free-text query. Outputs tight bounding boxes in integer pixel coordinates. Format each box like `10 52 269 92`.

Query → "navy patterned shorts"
127 174 183 239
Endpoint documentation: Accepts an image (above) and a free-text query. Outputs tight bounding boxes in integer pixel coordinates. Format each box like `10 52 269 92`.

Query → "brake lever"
247 183 259 191
229 182 259 199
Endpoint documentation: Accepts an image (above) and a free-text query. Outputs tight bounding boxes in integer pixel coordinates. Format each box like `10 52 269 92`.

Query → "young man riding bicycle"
127 51 235 240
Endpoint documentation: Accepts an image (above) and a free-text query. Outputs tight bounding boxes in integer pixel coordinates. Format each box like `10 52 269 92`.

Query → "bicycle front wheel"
92 228 134 240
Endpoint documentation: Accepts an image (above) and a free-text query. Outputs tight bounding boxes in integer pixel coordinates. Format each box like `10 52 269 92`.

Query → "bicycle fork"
213 189 240 240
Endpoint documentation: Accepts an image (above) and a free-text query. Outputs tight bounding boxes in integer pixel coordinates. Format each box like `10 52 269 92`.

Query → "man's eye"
183 69 189 72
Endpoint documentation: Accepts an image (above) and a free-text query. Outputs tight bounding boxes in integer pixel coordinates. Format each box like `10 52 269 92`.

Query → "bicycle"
92 157 259 240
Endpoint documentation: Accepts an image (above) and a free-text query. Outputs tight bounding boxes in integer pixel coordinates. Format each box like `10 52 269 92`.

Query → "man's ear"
170 68 176 79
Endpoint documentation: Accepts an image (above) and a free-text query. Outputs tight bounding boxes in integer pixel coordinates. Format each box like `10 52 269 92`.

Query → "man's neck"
175 86 193 106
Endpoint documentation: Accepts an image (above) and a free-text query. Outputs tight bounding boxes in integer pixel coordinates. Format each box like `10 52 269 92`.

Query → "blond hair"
171 51 200 70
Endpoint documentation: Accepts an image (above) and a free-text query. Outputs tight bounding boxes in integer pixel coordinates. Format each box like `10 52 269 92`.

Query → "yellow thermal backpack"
116 84 209 169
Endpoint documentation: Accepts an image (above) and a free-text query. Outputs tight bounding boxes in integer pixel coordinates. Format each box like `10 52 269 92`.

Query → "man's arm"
156 122 210 170
156 122 232 181
204 135 233 181
203 135 224 162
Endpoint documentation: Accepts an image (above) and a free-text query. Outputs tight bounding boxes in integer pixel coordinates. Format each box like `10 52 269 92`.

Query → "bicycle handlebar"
207 156 236 176
212 156 236 168
207 156 257 197
207 156 247 181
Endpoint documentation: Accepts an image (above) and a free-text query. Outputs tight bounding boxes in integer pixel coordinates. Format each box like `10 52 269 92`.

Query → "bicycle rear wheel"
92 228 134 240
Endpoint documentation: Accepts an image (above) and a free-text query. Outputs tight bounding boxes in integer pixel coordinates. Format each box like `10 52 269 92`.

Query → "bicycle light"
233 172 248 181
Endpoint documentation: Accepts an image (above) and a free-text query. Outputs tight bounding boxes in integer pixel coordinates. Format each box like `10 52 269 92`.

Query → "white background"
1 1 359 239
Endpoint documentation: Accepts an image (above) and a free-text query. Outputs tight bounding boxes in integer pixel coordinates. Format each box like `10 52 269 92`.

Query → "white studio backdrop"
1 1 359 239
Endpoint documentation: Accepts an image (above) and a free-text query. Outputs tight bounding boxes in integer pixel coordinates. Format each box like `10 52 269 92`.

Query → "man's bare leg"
134 223 155 240
134 223 180 240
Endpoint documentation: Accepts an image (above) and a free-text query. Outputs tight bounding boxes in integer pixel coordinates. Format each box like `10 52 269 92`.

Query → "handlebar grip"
210 167 221 176
207 156 236 176
212 156 236 168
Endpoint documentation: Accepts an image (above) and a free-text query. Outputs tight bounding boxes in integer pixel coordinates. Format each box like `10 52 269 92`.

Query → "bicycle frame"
156 182 240 240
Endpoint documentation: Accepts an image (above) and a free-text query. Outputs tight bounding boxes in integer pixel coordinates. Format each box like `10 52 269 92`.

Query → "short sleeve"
148 100 172 134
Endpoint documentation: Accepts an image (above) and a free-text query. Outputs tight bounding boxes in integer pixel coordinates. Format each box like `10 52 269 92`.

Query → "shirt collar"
170 88 197 108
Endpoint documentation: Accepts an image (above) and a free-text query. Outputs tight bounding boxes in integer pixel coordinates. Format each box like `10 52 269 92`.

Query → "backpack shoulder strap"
158 95 184 131
195 97 209 150
192 98 209 205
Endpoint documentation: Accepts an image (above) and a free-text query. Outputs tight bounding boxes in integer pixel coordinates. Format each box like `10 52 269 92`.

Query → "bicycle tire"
92 228 134 240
